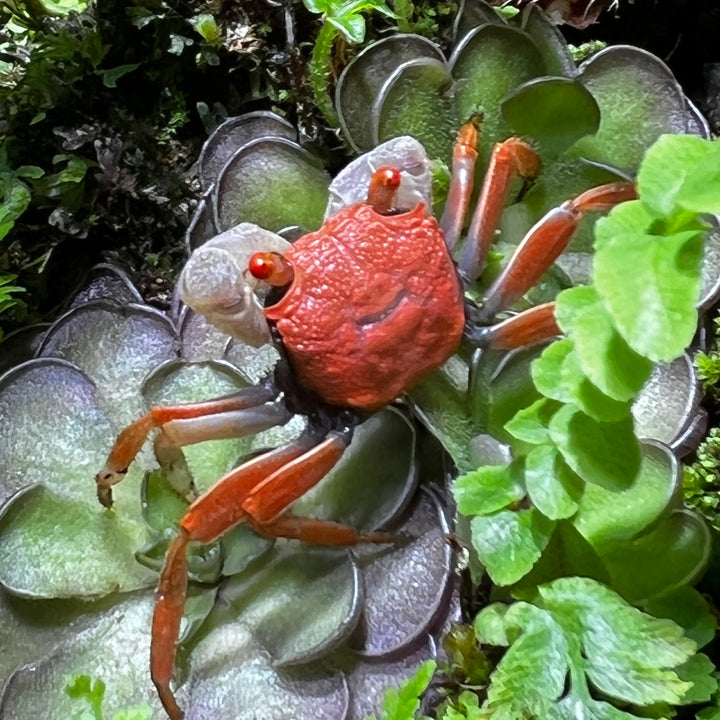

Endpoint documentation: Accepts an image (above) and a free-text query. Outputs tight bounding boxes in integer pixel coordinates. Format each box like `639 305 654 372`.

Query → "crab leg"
459 137 541 282
466 302 560 349
477 181 637 323
440 116 481 252
150 430 392 720
96 381 279 507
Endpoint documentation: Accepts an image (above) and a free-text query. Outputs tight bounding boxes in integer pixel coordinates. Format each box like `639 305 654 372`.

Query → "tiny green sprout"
568 39 607 62
0 273 24 316
190 14 223 48
64 673 152 720
303 0 397 125
364 660 436 720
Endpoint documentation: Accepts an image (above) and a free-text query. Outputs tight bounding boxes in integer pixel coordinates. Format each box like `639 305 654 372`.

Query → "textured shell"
264 203 465 411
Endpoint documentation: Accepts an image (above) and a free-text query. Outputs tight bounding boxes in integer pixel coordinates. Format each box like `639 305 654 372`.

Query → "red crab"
95 119 635 719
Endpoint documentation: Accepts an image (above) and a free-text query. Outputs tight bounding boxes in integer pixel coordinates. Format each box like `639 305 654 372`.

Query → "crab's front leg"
95 380 284 506
151 424 394 720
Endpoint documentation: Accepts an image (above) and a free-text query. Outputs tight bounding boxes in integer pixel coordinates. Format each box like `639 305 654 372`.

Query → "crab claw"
179 224 291 347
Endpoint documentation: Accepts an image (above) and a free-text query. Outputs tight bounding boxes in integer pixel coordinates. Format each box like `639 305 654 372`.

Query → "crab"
94 119 635 719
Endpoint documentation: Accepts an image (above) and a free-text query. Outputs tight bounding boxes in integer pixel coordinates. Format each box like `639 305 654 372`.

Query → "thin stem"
308 20 340 127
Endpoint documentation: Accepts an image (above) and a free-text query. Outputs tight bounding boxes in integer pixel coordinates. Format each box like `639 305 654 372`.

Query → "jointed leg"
459 137 540 282
440 116 481 252
466 302 560 350
150 428 393 720
478 181 637 323
96 381 280 507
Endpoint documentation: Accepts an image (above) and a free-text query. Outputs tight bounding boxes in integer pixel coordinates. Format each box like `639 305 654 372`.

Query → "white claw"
179 224 291 347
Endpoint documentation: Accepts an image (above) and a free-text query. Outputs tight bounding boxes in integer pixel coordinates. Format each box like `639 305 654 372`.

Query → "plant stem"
308 20 340 127
392 0 414 32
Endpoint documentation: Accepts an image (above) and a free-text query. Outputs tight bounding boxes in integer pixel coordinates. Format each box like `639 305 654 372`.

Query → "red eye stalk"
368 166 402 214
248 252 294 286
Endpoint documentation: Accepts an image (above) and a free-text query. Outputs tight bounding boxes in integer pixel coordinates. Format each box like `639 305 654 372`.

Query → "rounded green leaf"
453 462 525 516
600 508 712 603
336 34 445 151
205 545 360 666
352 491 453 658
637 134 720 218
375 59 456 162
549 404 640 490
0 359 155 597
214 138 330 233
504 398 558 446
525 445 582 520
502 78 600 159
573 46 689 173
470 507 555 586
38 300 179 427
593 227 703 362
554 285 653 401
531 339 574 404
0 484 154 597
185 624 350 719
198 112 297 190
573 440 680 552
450 24 545 158
532 340 632 423
0 593 165 718
0 359 116 506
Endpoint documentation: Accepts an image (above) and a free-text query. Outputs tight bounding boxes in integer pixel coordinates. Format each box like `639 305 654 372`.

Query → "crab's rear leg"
151 429 393 720
476 181 638 325
95 380 282 507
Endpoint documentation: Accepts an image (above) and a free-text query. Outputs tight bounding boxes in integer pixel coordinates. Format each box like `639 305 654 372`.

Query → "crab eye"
368 166 402 214
248 251 294 286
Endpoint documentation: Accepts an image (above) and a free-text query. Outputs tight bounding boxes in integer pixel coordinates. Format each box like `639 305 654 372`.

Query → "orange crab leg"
150 438 314 720
248 514 395 545
467 302 560 349
150 430 393 720
440 116 481 251
459 137 541 282
479 181 637 322
96 383 278 506
241 433 347 522
151 532 190 720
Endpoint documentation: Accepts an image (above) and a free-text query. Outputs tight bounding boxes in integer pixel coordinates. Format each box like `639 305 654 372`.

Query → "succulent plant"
1 2 719 718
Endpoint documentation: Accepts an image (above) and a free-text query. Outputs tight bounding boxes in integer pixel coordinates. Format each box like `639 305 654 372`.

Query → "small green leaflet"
453 462 525 516
636 134 720 218
363 660 436 720
553 285 652 402
470 508 555 585
64 674 153 720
